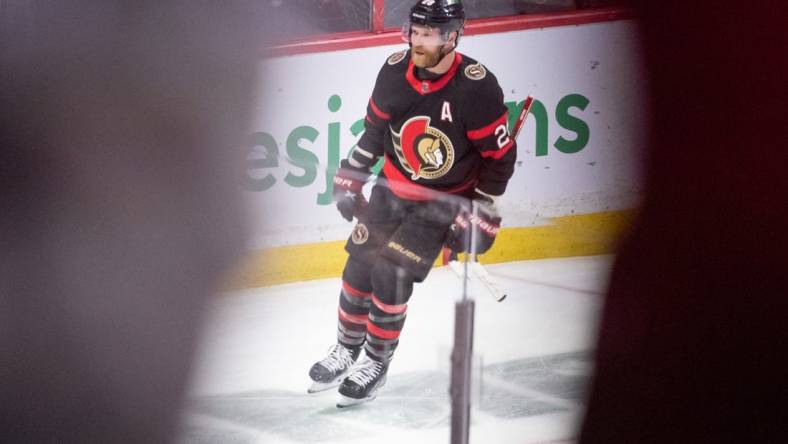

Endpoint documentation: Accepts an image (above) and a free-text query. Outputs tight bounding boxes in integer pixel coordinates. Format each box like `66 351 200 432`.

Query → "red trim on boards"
263 7 633 57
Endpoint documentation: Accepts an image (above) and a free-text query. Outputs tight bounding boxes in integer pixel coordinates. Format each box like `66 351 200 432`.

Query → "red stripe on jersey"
343 281 372 299
372 294 407 314
366 321 401 340
405 53 463 95
382 155 475 201
369 98 390 120
338 307 368 325
480 139 514 160
467 111 509 141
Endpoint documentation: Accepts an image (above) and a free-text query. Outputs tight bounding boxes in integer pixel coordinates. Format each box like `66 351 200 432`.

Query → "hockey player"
308 0 517 407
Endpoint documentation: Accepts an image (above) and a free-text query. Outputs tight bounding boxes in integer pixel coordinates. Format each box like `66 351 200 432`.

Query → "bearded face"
409 24 454 69
411 44 444 68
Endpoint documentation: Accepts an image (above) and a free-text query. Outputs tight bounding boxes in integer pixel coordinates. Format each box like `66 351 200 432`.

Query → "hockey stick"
446 96 534 302
448 258 507 302
511 95 534 142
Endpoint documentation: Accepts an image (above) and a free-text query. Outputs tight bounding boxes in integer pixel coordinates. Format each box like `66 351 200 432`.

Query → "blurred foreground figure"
1 1 264 442
581 1 786 443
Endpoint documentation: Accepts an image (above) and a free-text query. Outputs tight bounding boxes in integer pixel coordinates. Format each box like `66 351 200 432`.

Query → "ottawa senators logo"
390 116 455 180
387 50 407 65
351 223 369 245
464 63 487 80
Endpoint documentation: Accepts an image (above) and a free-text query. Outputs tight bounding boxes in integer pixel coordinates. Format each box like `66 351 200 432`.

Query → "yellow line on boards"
222 210 635 290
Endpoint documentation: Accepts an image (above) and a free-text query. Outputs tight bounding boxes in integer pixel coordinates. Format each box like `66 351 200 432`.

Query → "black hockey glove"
446 190 502 255
333 160 370 222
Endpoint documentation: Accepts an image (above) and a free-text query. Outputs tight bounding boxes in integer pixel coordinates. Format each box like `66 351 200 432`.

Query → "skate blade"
307 380 342 394
336 393 377 408
308 370 353 394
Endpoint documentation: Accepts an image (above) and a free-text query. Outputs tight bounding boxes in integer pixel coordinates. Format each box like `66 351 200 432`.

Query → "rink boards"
233 19 646 288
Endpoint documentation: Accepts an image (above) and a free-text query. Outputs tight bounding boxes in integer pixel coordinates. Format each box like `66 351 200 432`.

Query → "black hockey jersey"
355 49 516 201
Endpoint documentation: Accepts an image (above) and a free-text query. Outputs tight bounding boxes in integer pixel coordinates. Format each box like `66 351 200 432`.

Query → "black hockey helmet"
410 0 465 28
405 0 465 44
410 0 465 32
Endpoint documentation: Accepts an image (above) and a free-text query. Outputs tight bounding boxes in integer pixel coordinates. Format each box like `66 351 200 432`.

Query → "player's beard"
411 43 450 69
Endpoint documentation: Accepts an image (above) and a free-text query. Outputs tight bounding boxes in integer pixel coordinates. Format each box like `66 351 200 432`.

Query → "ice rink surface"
179 255 614 444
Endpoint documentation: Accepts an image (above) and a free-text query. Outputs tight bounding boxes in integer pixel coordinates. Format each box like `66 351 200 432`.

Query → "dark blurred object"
0 1 266 442
580 1 786 443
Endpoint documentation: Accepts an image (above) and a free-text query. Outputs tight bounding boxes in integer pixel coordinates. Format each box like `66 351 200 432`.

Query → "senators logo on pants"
391 116 454 180
351 223 369 245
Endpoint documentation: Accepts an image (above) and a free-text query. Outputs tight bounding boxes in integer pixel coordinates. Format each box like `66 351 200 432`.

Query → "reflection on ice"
182 351 593 443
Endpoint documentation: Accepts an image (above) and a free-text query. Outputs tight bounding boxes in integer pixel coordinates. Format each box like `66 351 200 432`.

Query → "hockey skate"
336 356 388 408
308 343 360 394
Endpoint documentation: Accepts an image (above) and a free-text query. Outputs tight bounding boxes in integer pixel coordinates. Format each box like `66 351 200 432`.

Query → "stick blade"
448 260 507 302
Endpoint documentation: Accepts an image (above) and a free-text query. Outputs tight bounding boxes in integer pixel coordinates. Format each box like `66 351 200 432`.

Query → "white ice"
179 255 614 444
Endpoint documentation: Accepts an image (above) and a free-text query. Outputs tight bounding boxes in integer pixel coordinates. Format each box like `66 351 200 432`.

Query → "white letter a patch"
441 101 453 123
